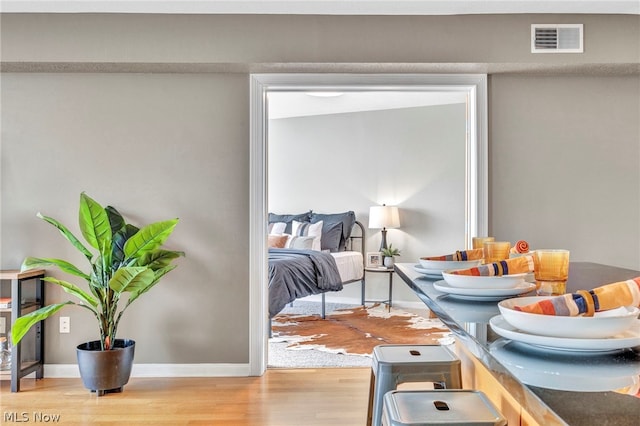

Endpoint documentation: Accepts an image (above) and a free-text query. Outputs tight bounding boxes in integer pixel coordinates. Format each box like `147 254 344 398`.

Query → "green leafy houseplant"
11 193 184 351
381 244 401 258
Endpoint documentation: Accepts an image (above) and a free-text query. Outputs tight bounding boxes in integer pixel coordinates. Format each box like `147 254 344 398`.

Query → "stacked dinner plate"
489 339 640 392
490 296 640 352
413 258 481 279
430 270 536 302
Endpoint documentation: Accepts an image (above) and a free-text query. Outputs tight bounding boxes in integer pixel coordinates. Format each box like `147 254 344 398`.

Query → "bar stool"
367 344 462 426
382 390 507 426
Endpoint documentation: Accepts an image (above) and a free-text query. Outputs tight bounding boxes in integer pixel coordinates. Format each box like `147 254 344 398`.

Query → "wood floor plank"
0 368 370 425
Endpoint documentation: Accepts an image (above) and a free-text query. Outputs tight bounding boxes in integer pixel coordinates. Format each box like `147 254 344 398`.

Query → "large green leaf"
11 303 72 344
37 212 93 260
111 224 139 268
106 205 126 235
136 249 184 270
127 265 176 305
21 257 90 281
124 219 178 260
79 193 112 254
44 277 99 308
109 267 155 294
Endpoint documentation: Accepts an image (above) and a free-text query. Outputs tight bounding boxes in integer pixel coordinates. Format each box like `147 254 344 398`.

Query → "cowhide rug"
270 304 452 357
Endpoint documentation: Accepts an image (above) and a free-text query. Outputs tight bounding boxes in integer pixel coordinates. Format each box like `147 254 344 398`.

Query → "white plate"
433 280 536 301
499 296 640 338
489 339 640 392
442 271 528 289
417 258 481 272
489 315 640 352
413 264 445 278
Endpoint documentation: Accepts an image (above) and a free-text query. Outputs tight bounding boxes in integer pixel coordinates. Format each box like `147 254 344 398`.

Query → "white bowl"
442 271 527 289
498 296 640 339
418 258 481 272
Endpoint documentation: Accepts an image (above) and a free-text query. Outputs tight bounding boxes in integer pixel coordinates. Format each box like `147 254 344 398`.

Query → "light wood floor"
0 368 371 425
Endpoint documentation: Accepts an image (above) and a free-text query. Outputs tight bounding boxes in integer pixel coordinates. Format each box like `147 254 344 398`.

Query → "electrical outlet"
0 317 5 334
59 316 70 334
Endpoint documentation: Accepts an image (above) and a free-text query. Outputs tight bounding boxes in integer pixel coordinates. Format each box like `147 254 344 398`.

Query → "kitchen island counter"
395 262 640 426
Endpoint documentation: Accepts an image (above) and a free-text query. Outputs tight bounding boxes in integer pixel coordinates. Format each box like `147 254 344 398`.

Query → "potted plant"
11 193 183 395
381 244 401 268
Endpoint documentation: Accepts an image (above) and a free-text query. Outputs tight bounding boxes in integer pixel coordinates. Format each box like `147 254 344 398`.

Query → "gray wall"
1 13 638 366
490 74 640 268
1 73 251 364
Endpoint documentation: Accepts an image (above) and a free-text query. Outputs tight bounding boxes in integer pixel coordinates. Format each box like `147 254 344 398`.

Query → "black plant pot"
76 339 135 396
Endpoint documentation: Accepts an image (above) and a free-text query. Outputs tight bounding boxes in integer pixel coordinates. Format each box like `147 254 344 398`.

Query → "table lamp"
369 204 400 251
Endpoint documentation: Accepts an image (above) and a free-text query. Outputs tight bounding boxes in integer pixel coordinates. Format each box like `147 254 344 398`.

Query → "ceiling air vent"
531 24 583 53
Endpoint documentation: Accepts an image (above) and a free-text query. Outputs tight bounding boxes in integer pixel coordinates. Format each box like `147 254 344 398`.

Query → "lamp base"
379 229 388 252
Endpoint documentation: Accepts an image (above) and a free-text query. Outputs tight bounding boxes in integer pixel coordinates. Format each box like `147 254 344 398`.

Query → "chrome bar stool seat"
367 344 462 426
382 389 507 426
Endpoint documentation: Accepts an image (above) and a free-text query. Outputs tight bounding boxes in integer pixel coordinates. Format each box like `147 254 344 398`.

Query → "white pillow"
292 220 323 251
268 222 287 235
285 235 315 250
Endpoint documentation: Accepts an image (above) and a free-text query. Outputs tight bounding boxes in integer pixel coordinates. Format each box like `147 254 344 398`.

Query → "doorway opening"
249 74 488 375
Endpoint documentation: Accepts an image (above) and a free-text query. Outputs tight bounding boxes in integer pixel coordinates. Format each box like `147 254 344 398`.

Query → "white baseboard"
45 363 252 378
44 364 79 378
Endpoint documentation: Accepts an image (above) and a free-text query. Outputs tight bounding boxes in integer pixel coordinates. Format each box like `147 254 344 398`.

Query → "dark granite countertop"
395 262 640 426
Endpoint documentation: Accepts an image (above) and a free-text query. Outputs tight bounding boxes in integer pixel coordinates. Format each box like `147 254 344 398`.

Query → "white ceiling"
2 1 638 15
268 91 468 119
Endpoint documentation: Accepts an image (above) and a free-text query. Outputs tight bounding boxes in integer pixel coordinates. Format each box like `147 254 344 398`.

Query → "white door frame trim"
249 73 488 375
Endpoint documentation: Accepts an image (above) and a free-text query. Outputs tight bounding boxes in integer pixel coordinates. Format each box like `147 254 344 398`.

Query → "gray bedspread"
268 248 343 317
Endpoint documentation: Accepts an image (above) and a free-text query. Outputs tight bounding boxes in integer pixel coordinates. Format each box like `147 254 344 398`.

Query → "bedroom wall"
1 13 638 368
268 103 467 304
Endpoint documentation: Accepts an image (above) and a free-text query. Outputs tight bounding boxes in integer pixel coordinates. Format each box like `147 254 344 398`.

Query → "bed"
267 210 365 318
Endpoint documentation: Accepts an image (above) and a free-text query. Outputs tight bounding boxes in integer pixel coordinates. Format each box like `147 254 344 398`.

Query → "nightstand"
363 267 394 310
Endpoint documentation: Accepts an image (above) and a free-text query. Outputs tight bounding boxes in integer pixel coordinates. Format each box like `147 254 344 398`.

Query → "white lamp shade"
369 205 400 229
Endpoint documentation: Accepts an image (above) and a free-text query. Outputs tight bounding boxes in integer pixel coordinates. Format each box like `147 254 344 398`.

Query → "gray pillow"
310 211 356 251
320 221 343 252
